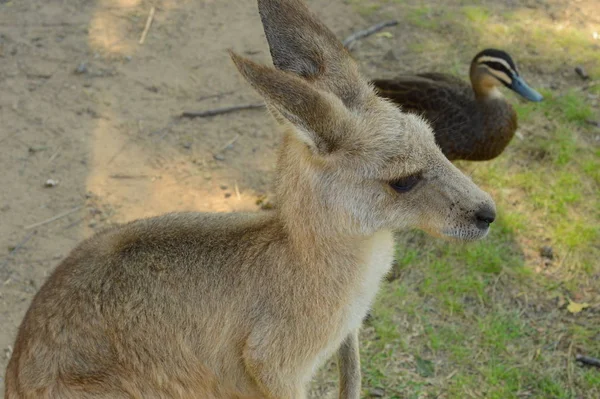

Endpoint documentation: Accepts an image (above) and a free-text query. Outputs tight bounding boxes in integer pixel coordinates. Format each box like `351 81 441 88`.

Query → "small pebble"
44 179 58 188
382 49 399 62
75 62 88 75
369 388 385 397
574 66 589 80
213 154 225 161
540 245 553 259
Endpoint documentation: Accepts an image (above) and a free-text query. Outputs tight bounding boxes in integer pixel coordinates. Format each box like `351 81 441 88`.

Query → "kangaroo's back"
7 212 278 398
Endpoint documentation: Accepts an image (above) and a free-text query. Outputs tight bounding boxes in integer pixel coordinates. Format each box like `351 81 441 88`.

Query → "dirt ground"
0 0 366 395
0 0 598 397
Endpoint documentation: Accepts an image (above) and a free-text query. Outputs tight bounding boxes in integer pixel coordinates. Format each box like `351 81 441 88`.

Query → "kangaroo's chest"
310 230 395 374
345 230 395 331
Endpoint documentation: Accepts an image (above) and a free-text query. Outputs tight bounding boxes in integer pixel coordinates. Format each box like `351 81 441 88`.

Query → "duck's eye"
390 173 422 193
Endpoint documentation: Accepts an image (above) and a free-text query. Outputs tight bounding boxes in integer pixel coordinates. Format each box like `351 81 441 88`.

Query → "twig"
234 181 241 200
197 91 235 102
152 118 181 140
567 341 575 397
109 174 150 179
108 141 130 165
63 217 85 230
139 6 155 45
48 147 61 163
218 134 240 153
342 20 398 48
0 230 37 269
586 120 599 128
181 104 264 119
576 354 600 368
25 206 82 230
25 73 53 80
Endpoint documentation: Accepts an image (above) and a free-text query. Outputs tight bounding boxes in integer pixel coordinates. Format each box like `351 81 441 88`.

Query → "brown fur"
5 1 496 398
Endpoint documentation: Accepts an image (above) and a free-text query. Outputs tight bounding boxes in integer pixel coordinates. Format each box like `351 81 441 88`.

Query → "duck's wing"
372 76 473 117
415 72 467 87
372 76 480 160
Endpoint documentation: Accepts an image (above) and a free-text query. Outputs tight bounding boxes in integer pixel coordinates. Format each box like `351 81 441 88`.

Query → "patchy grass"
311 0 599 398
462 6 491 24
344 0 382 16
405 6 439 30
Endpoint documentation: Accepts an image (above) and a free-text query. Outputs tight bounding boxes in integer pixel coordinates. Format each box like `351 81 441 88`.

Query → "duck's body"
373 49 542 161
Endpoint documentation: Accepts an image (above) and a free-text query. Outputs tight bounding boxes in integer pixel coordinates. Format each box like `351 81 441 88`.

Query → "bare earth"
0 0 364 395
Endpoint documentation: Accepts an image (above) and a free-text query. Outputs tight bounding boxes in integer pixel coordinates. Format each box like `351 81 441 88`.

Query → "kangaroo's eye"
390 173 422 193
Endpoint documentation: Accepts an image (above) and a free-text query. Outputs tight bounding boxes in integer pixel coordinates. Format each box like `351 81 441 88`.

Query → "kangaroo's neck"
273 133 388 262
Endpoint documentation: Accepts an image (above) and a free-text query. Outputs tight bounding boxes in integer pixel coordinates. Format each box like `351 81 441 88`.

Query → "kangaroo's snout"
474 206 496 229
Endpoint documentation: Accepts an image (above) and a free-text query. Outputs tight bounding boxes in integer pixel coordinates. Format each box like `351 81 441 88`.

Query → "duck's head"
470 49 543 102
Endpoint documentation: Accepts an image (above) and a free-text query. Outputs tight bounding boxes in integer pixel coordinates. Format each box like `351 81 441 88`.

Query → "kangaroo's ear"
231 52 350 155
256 0 368 106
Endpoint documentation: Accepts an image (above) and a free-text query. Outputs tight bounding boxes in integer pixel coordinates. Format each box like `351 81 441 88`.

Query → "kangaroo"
5 1 496 398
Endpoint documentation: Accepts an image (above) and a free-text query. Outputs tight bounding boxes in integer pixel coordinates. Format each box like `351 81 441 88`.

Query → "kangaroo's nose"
475 207 496 229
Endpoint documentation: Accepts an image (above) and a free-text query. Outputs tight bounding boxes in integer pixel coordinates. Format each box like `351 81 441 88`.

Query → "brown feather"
372 73 518 161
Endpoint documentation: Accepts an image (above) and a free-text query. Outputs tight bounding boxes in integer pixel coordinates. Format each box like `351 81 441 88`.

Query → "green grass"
345 0 382 16
405 6 439 29
462 6 490 23
310 1 599 398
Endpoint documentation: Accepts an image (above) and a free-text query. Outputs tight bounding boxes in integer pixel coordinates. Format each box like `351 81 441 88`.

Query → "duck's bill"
510 76 543 102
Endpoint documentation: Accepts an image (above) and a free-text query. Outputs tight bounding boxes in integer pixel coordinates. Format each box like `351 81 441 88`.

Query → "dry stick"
180 21 398 119
109 174 150 179
234 181 241 200
197 91 235 102
181 104 264 119
48 147 61 163
576 355 600 368
586 120 600 128
107 141 130 165
25 206 82 230
218 134 240 153
342 20 399 48
567 341 575 397
139 6 156 45
0 230 37 269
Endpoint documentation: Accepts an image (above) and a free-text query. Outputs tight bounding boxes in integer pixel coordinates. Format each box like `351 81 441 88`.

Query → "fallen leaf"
567 300 590 314
375 31 393 39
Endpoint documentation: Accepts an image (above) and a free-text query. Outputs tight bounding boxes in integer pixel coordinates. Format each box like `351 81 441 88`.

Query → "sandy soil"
0 0 368 395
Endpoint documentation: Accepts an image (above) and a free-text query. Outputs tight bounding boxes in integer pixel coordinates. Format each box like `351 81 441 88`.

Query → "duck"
372 49 543 161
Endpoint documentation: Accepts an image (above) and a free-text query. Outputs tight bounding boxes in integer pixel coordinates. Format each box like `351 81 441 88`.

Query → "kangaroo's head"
231 0 495 241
